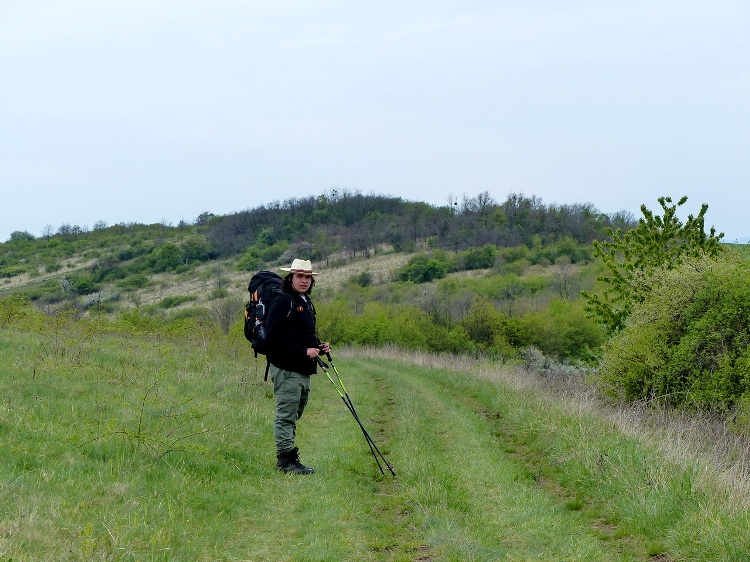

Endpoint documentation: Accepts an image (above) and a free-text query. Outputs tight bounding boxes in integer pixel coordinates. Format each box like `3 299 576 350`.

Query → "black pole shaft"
320 356 396 476
319 358 384 473
318 357 395 476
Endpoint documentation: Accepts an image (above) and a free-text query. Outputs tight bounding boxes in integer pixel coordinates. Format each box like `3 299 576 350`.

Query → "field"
1 314 749 561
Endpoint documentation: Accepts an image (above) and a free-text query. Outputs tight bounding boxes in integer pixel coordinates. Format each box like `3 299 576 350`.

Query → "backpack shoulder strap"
272 287 294 317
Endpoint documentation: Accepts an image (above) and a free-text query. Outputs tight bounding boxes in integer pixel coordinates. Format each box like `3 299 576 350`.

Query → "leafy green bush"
209 288 230 299
237 247 264 272
396 252 454 283
459 298 515 357
518 299 604 362
598 253 750 410
260 241 289 262
146 244 184 273
318 300 473 355
0 265 29 278
117 274 150 291
44 261 62 273
0 295 34 326
462 244 497 270
157 295 199 309
347 272 373 287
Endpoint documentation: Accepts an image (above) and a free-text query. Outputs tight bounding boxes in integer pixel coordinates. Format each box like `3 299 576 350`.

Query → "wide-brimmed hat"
280 258 318 275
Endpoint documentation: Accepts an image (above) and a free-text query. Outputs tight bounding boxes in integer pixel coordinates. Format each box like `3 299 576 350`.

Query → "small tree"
8 230 35 243
583 196 724 334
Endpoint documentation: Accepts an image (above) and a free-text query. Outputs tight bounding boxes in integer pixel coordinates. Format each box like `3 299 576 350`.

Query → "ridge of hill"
1 190 628 306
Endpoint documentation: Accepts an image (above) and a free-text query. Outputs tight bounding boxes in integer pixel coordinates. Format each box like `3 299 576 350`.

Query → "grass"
1 321 749 560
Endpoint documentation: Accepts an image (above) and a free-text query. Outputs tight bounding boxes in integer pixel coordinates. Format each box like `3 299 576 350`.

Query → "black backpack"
244 271 292 378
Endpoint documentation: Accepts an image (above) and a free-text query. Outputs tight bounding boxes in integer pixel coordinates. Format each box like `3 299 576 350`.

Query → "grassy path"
340 357 645 561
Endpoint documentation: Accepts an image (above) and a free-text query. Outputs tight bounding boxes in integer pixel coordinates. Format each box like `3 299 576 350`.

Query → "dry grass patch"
316 252 411 290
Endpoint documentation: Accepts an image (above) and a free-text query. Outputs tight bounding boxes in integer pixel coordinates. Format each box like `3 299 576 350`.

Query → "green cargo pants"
269 364 311 453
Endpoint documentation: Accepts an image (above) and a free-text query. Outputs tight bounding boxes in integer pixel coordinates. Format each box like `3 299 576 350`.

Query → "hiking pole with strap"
316 356 386 475
316 356 396 476
323 353 391 476
323 352 395 474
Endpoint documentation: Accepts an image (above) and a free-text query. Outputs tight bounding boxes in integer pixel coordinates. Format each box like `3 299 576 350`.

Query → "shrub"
237 248 264 272
396 252 453 283
0 295 34 326
348 272 373 287
0 265 28 278
519 299 605 362
462 244 497 270
598 253 750 410
157 295 199 309
44 261 62 273
117 274 150 291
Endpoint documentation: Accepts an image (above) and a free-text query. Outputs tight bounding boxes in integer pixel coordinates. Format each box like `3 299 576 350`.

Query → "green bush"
237 247 264 272
0 295 34 326
145 244 183 273
519 299 605 362
69 274 100 295
209 288 230 299
462 244 497 270
598 253 750 410
44 261 62 273
157 295 199 309
117 274 150 291
260 241 289 262
396 252 454 283
0 265 29 278
347 272 373 287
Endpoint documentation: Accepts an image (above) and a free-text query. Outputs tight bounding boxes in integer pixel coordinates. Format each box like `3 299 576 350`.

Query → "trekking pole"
317 356 396 476
323 353 396 476
316 356 384 474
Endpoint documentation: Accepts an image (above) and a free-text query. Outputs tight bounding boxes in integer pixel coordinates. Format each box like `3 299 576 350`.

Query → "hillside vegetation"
2 191 628 363
2 190 748 413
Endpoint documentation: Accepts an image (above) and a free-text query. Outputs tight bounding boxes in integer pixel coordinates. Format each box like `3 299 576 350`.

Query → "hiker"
265 258 331 474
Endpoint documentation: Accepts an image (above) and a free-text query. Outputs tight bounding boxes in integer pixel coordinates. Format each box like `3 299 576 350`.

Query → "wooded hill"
1 190 635 297
3 190 635 270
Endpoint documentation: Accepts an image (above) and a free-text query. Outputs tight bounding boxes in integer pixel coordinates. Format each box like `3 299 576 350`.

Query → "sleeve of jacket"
265 292 307 359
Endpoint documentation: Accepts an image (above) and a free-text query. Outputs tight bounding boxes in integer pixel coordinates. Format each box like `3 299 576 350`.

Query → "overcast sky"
2 1 749 243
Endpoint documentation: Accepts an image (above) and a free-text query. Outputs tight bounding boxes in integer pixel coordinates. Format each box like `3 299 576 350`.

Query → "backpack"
244 271 292 379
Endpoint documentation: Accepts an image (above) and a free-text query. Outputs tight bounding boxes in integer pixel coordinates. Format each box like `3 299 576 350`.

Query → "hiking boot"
276 447 315 475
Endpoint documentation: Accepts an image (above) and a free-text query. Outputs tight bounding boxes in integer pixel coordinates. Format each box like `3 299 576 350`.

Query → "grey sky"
2 1 749 243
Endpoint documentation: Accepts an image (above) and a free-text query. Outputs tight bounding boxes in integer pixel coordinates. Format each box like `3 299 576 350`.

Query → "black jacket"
265 288 319 375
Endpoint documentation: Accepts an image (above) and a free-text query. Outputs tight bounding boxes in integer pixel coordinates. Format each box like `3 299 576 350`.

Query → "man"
265 258 331 474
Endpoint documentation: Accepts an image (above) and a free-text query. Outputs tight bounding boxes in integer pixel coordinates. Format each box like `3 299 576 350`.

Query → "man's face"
291 273 312 294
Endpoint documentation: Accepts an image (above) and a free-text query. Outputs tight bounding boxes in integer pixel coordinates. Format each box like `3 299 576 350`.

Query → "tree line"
205 189 636 263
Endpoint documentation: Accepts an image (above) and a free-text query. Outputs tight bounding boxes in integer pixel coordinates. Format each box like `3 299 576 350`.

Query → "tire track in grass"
349 357 649 561
316 357 436 561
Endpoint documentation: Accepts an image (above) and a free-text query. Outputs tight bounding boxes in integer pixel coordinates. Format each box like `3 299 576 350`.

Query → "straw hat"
280 258 318 275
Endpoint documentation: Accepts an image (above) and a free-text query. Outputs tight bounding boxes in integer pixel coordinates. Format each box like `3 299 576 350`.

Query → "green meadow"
1 313 749 561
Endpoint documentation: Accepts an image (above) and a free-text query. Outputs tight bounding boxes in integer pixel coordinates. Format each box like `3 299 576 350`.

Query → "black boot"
276 447 315 475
